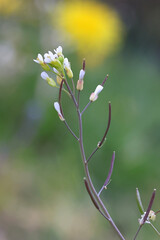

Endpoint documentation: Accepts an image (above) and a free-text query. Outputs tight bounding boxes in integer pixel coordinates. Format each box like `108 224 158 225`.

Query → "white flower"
33 54 44 64
64 58 73 78
89 85 103 102
41 71 49 80
54 102 65 121
79 69 85 80
148 210 156 221
54 46 63 56
138 212 150 225
64 58 70 69
44 51 57 64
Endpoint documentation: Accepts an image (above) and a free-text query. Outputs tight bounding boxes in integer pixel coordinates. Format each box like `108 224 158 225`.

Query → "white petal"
44 53 48 58
79 69 85 80
89 92 98 102
41 71 49 80
48 51 56 60
38 54 43 62
94 85 103 96
64 58 70 68
54 46 62 54
33 59 40 63
54 102 61 114
53 68 59 74
44 57 51 63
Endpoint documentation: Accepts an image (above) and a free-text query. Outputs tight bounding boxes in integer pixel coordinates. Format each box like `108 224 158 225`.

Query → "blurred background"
0 0 160 239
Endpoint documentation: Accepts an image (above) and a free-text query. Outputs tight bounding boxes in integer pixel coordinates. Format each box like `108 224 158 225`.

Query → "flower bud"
41 72 56 87
64 58 73 78
44 51 63 73
41 63 50 71
33 54 50 71
56 76 62 85
53 68 63 85
79 69 85 80
148 210 156 221
54 46 63 57
89 85 103 102
76 69 85 91
54 102 65 121
76 80 84 91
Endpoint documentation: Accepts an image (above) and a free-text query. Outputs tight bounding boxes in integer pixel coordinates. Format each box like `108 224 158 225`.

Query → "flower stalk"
34 46 160 240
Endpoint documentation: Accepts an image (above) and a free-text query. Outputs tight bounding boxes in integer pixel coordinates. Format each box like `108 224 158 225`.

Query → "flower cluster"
35 45 160 240
34 46 104 121
34 46 73 86
138 210 156 225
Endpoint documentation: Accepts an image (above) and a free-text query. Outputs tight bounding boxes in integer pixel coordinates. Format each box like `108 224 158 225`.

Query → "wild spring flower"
76 69 85 91
51 1 125 66
64 58 73 78
34 54 50 71
44 51 57 64
54 102 64 121
89 85 104 102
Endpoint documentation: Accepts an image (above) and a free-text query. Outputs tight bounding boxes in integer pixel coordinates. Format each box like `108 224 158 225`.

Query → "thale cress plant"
34 46 160 240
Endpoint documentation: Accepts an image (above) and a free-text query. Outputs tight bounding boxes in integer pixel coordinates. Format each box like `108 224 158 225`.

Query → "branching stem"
63 78 126 240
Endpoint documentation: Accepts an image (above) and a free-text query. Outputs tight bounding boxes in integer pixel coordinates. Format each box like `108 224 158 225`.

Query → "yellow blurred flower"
52 1 125 66
0 0 22 15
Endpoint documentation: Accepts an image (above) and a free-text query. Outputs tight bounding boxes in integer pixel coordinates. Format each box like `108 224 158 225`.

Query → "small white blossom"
79 69 85 80
148 210 156 221
138 212 150 225
54 102 65 121
89 85 103 102
44 51 57 63
64 58 73 78
41 71 49 80
54 46 63 56
33 54 44 64
64 58 70 69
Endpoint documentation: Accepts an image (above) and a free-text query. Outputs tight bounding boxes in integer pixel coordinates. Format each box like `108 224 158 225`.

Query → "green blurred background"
0 0 160 239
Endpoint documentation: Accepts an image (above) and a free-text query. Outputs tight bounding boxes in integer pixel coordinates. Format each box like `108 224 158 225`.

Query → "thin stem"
87 102 111 163
64 121 79 140
59 79 79 141
63 75 125 239
150 223 160 236
83 58 86 71
77 108 125 240
133 225 142 240
101 74 109 86
64 79 78 108
155 210 160 215
98 102 111 148
55 85 70 97
51 69 65 79
87 147 98 163
77 90 80 108
98 186 104 197
71 78 75 95
81 101 91 115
